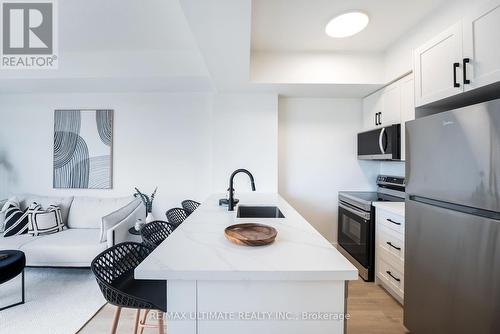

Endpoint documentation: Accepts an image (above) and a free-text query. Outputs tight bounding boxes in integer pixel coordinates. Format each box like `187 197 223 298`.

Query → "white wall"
212 93 278 193
278 97 380 243
0 92 214 218
380 162 405 177
0 92 279 216
251 51 385 84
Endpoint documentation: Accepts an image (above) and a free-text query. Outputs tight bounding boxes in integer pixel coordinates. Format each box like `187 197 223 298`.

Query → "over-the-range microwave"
357 124 401 160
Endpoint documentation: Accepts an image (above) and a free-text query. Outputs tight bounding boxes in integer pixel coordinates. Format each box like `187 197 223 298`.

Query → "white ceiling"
1 0 451 96
251 0 449 52
59 0 197 52
179 0 384 97
0 0 213 93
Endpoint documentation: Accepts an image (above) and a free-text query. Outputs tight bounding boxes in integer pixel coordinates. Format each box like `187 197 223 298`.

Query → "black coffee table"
0 250 25 311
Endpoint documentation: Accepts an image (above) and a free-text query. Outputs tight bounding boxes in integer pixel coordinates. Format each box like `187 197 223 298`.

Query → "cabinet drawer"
377 225 405 266
376 209 404 234
377 258 404 297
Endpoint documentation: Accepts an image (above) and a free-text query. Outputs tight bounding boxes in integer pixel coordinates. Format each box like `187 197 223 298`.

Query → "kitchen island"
135 193 357 334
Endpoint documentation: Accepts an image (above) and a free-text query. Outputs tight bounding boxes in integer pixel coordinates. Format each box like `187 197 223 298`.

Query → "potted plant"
134 187 157 223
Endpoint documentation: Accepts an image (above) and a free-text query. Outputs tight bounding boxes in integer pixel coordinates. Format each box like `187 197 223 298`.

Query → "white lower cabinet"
375 206 405 304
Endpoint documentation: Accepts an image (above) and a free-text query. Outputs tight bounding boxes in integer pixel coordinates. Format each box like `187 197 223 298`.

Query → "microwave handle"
379 128 386 154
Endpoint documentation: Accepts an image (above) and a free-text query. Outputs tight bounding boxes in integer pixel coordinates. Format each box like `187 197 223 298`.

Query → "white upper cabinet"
362 74 414 160
414 23 463 107
381 81 402 127
362 73 413 132
463 0 500 91
362 89 383 130
414 0 500 107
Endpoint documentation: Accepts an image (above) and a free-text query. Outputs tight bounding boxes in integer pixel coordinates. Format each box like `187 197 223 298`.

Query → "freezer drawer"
405 198 500 334
406 98 500 213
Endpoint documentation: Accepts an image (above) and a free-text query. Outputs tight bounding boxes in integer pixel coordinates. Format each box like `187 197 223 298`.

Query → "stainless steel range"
338 175 405 281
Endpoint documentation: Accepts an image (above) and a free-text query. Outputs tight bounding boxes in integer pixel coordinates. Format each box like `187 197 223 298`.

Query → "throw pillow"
3 199 29 237
0 199 7 233
27 203 65 236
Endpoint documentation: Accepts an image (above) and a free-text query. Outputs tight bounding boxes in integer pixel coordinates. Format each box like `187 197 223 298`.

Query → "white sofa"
0 194 146 267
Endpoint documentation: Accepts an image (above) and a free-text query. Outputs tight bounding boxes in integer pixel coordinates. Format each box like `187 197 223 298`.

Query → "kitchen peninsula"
135 193 357 334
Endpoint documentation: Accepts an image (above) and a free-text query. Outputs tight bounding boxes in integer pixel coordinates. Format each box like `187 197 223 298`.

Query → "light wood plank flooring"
347 280 408 334
79 280 407 334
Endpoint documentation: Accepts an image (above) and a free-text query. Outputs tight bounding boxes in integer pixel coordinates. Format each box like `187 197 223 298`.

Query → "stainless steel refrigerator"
405 99 500 334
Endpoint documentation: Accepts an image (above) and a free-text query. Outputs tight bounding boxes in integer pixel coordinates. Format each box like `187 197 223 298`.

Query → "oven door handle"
339 202 370 220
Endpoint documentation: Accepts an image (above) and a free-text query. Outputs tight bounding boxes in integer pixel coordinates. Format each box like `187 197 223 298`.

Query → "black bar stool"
181 200 200 216
140 221 175 249
91 242 166 334
165 208 188 227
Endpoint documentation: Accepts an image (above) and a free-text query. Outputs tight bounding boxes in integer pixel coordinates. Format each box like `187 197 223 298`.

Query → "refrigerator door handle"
379 128 386 154
409 195 500 221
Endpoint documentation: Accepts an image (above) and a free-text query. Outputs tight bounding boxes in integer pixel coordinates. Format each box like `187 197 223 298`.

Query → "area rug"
0 268 106 334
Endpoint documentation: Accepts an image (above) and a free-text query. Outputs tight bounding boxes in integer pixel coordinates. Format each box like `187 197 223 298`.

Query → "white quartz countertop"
373 201 405 216
135 193 357 281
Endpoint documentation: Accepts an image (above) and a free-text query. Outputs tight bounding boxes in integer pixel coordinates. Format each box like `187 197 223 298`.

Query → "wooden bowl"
224 223 277 246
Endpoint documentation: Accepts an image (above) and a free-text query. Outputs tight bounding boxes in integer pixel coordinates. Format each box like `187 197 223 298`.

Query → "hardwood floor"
347 280 408 334
79 279 407 334
78 306 161 334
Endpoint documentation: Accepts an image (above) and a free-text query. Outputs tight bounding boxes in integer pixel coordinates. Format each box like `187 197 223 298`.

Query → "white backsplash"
380 161 405 177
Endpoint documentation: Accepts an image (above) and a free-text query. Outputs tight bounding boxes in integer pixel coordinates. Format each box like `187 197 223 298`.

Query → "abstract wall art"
53 109 113 189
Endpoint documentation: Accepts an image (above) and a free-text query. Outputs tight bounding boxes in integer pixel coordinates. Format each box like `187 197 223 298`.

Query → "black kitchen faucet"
228 169 256 211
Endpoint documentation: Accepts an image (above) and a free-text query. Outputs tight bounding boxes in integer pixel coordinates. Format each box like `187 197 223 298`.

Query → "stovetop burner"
338 175 406 212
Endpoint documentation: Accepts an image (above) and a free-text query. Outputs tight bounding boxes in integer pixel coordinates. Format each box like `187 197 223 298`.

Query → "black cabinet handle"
463 58 470 84
378 112 382 126
386 271 401 282
386 241 401 251
375 113 378 126
453 62 460 87
387 218 401 226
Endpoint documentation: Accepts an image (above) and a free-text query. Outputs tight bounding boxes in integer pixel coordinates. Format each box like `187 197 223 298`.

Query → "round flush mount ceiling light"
325 11 369 38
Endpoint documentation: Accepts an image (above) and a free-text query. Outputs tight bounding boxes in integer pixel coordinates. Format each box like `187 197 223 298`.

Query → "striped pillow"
0 198 7 233
3 200 29 237
27 203 64 236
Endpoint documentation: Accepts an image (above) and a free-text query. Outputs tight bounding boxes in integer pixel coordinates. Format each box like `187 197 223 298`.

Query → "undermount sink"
236 205 285 218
